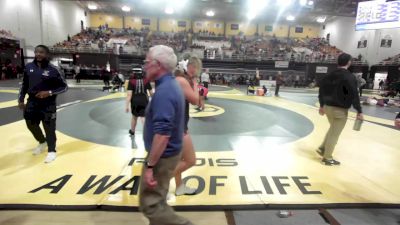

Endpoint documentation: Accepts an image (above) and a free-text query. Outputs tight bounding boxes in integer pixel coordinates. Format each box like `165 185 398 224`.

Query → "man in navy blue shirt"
18 45 68 163
139 45 193 225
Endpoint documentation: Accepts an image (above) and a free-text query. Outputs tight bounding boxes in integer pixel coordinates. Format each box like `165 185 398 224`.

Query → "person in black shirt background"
395 113 400 129
126 67 152 136
318 53 363 166
18 45 68 163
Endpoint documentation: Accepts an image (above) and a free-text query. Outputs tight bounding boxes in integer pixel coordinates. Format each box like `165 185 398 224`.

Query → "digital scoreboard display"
356 0 400 30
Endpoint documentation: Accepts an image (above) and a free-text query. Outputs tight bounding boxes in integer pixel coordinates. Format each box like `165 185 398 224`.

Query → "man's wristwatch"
145 161 155 169
49 90 53 96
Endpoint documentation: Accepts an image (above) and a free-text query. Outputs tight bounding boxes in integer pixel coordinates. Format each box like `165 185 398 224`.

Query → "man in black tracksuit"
18 45 68 163
318 53 363 166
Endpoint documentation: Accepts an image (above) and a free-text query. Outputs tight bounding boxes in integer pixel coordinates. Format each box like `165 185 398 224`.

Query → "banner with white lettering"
275 61 289 68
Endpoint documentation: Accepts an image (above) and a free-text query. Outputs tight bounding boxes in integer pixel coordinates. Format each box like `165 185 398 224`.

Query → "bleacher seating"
51 27 367 65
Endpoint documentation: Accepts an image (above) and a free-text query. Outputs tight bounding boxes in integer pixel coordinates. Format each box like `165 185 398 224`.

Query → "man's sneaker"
44 152 57 163
322 158 340 166
33 143 47 155
175 184 197 196
166 192 175 202
316 148 325 157
129 130 135 136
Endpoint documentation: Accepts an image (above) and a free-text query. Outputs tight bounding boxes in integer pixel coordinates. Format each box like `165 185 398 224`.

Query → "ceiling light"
308 0 314 6
299 0 307 6
247 0 268 20
206 10 215 17
317 17 326 23
281 0 294 7
88 4 97 10
121 6 131 12
247 13 256 20
165 7 174 14
286 15 295 21
171 0 187 10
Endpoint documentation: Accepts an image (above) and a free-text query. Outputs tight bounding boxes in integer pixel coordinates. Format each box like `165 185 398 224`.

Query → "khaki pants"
320 106 348 160
139 153 193 225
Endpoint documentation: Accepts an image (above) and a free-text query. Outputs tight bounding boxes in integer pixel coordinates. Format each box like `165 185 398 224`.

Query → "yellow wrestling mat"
0 88 399 210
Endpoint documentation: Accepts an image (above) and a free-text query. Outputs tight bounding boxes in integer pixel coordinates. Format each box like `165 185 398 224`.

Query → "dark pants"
359 87 363 96
24 100 57 152
275 85 281 96
103 78 110 87
203 82 209 89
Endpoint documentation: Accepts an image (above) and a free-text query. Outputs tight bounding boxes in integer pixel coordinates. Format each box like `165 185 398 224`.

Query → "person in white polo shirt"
201 68 210 88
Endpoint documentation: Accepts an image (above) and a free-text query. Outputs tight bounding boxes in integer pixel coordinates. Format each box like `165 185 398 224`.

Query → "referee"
18 45 68 163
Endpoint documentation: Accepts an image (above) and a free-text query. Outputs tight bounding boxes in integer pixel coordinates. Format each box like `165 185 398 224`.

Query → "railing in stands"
50 46 368 65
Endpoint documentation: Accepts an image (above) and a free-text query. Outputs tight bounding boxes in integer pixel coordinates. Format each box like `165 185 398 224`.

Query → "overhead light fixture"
88 4 97 10
246 0 268 20
286 15 295 21
299 0 307 6
281 0 293 7
247 13 256 20
317 17 326 23
121 6 131 12
171 0 187 10
206 10 215 17
165 7 174 14
308 0 314 6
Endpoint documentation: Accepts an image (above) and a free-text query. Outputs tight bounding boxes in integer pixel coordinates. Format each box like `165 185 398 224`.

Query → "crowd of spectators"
1 59 22 80
0 29 17 39
378 54 400 65
50 25 363 64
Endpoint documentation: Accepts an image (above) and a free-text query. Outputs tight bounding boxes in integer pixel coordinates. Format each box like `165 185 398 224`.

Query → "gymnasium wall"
87 13 321 38
41 0 88 46
322 16 400 65
124 16 157 31
225 22 257 36
89 13 123 29
257 23 321 38
159 18 191 32
193 20 225 35
0 0 42 50
0 0 87 52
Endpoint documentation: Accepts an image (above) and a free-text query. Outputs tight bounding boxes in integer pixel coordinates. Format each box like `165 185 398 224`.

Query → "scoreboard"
356 0 400 30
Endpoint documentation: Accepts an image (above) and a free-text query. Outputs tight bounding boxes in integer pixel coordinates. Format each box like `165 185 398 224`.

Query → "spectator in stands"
275 71 284 97
318 53 363 166
98 38 105 52
126 68 153 136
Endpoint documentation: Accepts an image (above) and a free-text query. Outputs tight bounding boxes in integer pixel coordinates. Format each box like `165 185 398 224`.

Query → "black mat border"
1 203 399 212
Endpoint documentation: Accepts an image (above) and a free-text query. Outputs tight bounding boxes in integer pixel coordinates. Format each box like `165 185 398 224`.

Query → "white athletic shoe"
175 184 197 196
166 192 175 202
44 152 57 163
33 143 47 155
